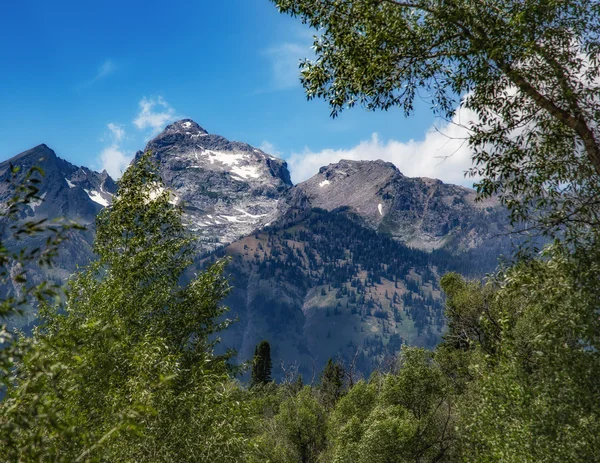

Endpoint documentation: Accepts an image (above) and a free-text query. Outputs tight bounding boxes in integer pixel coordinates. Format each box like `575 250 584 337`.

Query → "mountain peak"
319 159 403 177
2 144 58 167
161 119 208 136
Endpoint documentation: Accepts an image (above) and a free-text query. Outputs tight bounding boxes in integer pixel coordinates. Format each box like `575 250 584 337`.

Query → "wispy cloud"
133 96 178 135
263 42 308 91
97 96 179 178
80 59 116 87
287 106 479 187
259 140 282 156
107 123 125 142
98 123 132 178
99 145 131 179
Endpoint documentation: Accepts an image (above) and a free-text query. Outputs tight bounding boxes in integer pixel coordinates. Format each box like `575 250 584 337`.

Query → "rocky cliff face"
0 144 116 222
139 119 292 252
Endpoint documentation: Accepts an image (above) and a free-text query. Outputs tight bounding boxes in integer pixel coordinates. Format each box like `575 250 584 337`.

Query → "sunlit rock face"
138 119 292 252
287 159 501 251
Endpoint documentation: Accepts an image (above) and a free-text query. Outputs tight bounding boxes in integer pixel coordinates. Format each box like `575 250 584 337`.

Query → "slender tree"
319 358 344 408
251 340 273 387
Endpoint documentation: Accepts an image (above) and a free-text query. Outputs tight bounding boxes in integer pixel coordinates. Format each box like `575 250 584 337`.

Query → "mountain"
215 161 510 378
0 144 117 328
285 159 501 251
0 121 512 377
139 119 292 252
0 144 115 221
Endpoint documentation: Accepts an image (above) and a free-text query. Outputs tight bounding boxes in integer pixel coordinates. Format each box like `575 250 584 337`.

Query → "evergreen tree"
319 358 344 409
251 340 272 387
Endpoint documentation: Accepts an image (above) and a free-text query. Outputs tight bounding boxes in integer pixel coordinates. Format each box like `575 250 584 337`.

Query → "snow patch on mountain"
30 192 47 211
84 189 109 207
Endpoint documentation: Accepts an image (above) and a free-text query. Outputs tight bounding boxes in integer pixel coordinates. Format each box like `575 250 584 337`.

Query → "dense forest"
2 0 600 461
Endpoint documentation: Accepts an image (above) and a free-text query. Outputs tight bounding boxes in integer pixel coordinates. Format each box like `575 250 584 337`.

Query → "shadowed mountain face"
216 200 511 379
139 119 292 252
0 144 117 329
0 144 115 222
0 121 513 375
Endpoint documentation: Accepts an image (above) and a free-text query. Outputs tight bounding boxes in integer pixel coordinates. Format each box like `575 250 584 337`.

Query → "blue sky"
0 1 475 185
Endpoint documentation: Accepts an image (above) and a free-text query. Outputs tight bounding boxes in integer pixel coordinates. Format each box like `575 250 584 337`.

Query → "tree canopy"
271 0 600 244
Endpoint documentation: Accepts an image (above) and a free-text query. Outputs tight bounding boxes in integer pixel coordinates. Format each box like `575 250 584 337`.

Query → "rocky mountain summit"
138 119 292 252
0 144 116 222
287 159 501 251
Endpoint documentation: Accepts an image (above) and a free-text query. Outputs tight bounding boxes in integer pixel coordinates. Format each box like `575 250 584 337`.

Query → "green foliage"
252 340 273 387
0 164 85 459
0 154 251 462
327 348 455 463
440 246 600 462
250 386 328 463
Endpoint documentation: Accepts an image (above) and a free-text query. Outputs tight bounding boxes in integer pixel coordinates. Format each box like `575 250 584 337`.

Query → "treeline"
246 247 600 462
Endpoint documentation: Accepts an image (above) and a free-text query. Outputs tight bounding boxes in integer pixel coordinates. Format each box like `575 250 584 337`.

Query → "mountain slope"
287 159 502 250
215 205 510 379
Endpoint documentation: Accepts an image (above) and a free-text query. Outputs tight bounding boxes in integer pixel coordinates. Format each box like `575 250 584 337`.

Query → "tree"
326 348 456 463
250 387 328 463
438 252 600 462
0 154 250 462
319 358 345 408
0 164 87 461
251 340 273 387
271 0 600 245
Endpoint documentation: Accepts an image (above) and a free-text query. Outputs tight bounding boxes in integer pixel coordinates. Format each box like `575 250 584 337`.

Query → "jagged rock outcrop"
0 144 116 222
0 144 117 328
137 119 292 252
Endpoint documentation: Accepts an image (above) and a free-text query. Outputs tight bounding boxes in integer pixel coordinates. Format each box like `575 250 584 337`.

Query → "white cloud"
287 106 479 187
107 123 125 142
133 96 177 134
97 123 132 178
99 145 131 179
264 42 310 91
259 140 282 156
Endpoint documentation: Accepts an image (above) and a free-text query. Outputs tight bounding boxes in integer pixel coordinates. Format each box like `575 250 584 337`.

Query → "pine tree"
251 340 272 387
319 358 344 409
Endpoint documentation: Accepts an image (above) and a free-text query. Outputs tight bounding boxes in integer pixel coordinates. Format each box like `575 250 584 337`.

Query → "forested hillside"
215 206 513 377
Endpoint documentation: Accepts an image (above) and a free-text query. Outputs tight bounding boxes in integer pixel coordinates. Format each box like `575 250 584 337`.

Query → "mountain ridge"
1 120 512 376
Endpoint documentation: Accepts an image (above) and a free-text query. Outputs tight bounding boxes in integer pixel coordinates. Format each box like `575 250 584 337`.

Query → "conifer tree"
251 340 272 387
319 358 344 409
